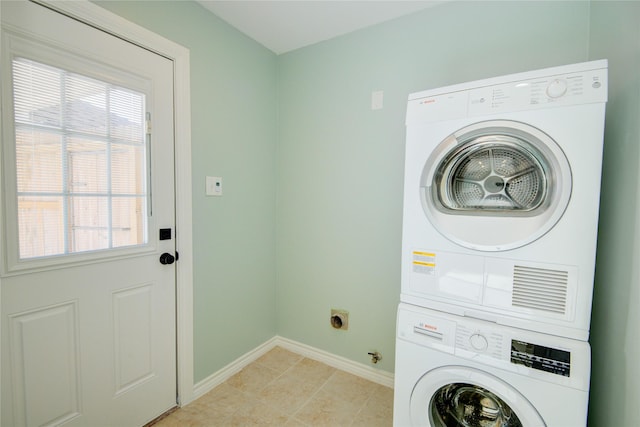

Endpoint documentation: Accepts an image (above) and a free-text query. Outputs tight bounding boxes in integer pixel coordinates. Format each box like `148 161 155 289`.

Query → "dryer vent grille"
512 265 568 314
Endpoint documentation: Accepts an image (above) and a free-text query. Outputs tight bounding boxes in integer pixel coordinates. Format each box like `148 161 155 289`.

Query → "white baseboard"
273 336 395 389
189 335 394 405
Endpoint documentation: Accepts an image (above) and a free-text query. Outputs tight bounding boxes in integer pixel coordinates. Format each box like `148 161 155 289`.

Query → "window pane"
110 89 145 142
17 196 64 259
112 197 145 248
111 143 145 195
67 138 108 193
13 59 62 127
65 73 108 136
11 57 148 260
69 196 109 252
16 129 63 193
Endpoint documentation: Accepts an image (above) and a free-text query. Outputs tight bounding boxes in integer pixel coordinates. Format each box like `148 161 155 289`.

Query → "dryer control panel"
467 67 607 116
406 59 607 125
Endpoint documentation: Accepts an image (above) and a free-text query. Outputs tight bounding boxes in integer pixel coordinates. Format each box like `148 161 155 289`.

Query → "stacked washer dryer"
394 60 608 427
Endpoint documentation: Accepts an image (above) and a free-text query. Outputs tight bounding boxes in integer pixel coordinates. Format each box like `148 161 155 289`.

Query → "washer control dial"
546 78 568 98
469 333 488 351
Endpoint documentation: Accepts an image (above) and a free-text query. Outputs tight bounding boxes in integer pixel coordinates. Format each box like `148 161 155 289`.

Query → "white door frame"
0 0 195 413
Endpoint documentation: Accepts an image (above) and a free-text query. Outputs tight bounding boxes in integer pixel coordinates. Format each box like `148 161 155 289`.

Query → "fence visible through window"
12 57 148 259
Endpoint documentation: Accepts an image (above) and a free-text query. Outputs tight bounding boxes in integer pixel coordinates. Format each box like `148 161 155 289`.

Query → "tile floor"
152 346 394 426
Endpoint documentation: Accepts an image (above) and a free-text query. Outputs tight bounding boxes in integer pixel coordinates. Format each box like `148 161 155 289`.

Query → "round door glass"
433 135 549 215
430 382 522 427
420 120 572 250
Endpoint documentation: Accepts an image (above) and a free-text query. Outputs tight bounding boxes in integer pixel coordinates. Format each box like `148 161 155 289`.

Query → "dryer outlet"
330 309 349 330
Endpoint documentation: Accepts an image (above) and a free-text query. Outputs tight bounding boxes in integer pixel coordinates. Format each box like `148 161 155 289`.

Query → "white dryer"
401 60 608 341
393 303 590 427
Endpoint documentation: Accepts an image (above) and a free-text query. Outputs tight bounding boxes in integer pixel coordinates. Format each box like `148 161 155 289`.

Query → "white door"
1 1 177 426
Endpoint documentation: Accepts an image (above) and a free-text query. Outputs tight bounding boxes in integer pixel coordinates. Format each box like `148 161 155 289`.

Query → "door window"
9 56 148 261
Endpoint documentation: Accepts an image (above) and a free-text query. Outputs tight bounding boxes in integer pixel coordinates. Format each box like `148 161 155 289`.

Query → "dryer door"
421 120 571 251
410 366 546 427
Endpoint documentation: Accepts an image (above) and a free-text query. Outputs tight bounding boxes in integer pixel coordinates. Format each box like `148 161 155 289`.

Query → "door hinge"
146 112 152 135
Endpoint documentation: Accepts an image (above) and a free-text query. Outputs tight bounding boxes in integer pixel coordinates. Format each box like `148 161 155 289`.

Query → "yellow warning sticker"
413 251 435 257
413 261 435 267
412 251 435 275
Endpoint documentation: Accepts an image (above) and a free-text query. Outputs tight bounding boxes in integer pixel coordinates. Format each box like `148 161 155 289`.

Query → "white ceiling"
196 1 444 54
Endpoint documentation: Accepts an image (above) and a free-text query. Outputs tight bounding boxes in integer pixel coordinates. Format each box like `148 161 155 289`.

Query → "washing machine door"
422 120 571 251
411 366 546 427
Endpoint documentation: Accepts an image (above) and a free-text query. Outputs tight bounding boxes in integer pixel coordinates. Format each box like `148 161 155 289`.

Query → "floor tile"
227 400 290 426
320 370 376 407
258 370 321 414
149 346 394 427
286 357 336 387
254 346 304 374
195 382 253 418
293 387 361 426
351 393 394 426
226 362 281 395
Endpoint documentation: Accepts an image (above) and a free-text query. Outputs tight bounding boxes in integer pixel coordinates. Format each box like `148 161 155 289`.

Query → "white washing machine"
393 303 590 427
401 60 608 341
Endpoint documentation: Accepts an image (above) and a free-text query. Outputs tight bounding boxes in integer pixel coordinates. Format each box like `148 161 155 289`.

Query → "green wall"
94 1 640 424
588 2 640 426
276 0 590 371
94 1 278 383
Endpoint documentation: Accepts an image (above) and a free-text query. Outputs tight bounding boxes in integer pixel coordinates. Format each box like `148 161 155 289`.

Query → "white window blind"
12 57 148 259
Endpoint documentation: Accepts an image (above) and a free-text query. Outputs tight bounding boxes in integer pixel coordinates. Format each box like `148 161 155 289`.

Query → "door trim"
0 0 195 411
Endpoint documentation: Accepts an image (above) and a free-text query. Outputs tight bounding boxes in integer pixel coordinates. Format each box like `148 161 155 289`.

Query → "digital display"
510 339 571 377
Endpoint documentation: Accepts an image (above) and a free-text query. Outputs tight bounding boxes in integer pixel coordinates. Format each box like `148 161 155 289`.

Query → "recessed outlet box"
330 309 349 330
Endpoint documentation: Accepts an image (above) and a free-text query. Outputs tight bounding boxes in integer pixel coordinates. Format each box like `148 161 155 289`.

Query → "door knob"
159 252 175 265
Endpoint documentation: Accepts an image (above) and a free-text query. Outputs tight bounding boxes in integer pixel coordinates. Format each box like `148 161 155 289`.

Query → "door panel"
8 301 81 426
1 1 177 426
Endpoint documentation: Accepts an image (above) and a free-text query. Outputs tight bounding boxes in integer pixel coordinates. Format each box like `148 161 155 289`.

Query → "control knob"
546 78 568 98
469 333 488 351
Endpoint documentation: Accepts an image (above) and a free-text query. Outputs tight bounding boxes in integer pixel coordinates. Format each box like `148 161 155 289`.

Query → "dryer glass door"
421 120 572 251
434 136 548 213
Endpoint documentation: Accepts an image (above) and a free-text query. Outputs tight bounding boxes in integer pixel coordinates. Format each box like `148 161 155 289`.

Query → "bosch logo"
421 323 437 331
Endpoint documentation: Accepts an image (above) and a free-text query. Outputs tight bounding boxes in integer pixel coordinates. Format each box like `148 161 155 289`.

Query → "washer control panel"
453 319 573 377
454 317 575 379
397 304 590 388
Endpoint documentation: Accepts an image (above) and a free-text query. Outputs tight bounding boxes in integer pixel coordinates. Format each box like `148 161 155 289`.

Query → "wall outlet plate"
206 176 223 196
371 90 383 110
